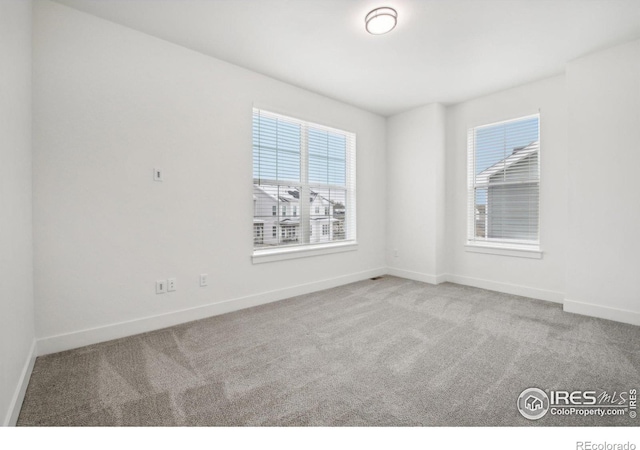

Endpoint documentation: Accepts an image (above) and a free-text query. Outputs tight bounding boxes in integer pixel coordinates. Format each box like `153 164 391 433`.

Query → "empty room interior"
3 0 640 432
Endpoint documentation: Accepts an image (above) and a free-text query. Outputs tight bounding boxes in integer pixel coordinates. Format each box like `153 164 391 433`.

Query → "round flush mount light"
365 7 397 35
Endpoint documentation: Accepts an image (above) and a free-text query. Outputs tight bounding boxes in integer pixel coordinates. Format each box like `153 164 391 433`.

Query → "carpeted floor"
18 276 640 426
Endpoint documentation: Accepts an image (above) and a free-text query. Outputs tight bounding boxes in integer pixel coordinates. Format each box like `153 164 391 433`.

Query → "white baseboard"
37 267 386 356
442 273 564 303
386 269 563 303
563 299 640 327
37 265 637 357
3 339 37 427
386 267 446 285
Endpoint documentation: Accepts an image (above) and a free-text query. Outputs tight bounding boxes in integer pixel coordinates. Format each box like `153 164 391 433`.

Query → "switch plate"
167 278 176 292
200 274 208 287
156 280 167 294
153 168 163 181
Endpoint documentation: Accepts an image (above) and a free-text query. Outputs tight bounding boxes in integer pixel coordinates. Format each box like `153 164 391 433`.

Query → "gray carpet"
17 276 640 426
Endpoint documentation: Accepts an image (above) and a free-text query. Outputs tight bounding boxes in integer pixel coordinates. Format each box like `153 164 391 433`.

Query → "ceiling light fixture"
365 7 397 35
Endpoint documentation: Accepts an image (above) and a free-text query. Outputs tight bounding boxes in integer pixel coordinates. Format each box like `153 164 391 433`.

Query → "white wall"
564 39 640 325
33 1 386 354
386 104 446 283
28 1 640 364
0 0 36 426
445 75 567 302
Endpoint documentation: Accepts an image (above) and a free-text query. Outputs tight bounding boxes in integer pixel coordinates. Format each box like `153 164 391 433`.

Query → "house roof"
475 141 538 185
254 185 335 205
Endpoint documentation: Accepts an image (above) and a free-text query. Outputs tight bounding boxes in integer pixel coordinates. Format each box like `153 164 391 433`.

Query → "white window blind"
252 109 356 252
467 114 540 247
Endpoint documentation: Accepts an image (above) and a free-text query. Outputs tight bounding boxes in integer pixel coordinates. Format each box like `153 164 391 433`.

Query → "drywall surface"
565 39 640 322
445 75 567 301
0 0 35 425
33 1 386 350
386 104 446 282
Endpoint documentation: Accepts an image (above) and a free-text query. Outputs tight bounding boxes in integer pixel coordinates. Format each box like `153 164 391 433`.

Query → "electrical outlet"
167 278 176 292
153 168 163 181
200 273 208 287
156 280 167 294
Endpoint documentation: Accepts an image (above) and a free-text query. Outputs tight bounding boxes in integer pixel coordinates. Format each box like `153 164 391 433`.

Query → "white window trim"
465 242 542 259
466 113 541 255
252 241 358 264
252 108 357 261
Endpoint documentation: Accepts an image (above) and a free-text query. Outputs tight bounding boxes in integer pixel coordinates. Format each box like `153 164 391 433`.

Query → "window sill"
465 242 542 259
252 241 358 264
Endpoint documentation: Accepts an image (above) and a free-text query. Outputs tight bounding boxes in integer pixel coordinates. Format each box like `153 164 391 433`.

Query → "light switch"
156 280 167 294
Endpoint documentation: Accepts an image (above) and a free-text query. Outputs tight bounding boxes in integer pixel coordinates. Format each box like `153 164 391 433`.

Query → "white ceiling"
53 0 640 116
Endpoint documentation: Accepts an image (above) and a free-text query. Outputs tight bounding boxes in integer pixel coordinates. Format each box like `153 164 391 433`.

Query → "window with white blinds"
253 109 356 253
467 114 540 248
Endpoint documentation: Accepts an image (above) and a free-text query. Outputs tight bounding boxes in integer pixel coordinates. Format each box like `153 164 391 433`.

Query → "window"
252 109 356 255
467 114 540 251
272 226 277 238
253 224 264 245
282 225 297 241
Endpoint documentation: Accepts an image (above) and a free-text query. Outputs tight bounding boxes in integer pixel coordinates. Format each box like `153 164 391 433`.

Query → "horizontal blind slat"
253 108 356 250
469 114 539 244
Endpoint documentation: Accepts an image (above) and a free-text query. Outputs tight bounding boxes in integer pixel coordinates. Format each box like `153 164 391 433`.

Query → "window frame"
252 108 357 264
466 113 542 258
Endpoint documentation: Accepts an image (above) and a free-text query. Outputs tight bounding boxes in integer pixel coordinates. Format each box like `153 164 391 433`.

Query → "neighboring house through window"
252 109 356 253
467 114 540 250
